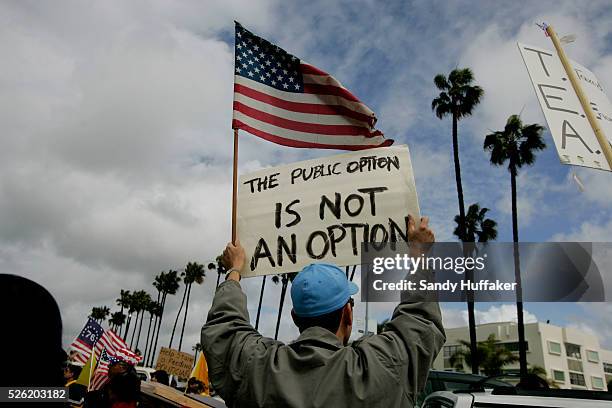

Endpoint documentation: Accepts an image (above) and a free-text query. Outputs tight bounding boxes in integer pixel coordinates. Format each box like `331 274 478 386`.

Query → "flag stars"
288 77 294 82
294 83 301 90
282 83 289 89
253 45 259 51
248 71 254 77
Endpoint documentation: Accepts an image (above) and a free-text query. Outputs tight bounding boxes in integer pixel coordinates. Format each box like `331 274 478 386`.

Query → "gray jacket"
201 279 445 408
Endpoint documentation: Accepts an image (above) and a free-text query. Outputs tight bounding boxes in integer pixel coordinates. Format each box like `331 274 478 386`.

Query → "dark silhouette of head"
151 370 169 386
107 363 140 404
0 274 65 386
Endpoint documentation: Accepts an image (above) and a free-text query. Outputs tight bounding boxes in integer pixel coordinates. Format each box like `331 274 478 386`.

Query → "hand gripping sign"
237 145 420 277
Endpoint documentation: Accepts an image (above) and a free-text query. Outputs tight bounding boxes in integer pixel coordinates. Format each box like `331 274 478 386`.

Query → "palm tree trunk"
452 112 477 372
123 314 131 341
452 113 467 240
149 293 166 367
216 272 222 288
130 311 139 347
144 291 160 363
142 312 154 364
255 276 267 330
510 163 528 378
169 285 188 348
178 283 193 351
135 308 145 352
274 277 288 340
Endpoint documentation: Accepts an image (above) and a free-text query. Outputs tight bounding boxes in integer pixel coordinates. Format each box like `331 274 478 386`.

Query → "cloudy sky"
2 0 612 357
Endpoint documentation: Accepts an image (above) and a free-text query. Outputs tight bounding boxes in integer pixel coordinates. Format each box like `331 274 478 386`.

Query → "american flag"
70 318 104 364
232 22 392 150
70 321 139 366
89 345 141 391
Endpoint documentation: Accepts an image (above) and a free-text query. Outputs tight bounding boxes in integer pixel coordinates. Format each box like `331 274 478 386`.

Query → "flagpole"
87 352 94 391
545 24 612 170
232 128 239 245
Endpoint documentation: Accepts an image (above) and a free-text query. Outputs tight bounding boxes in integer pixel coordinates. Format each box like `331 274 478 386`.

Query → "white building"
432 321 610 391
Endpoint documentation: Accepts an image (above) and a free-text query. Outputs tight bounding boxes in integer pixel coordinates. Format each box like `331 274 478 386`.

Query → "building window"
567 359 583 372
565 343 582 359
498 341 528 353
443 345 464 369
591 376 604 390
586 350 599 363
604 362 612 374
548 341 562 355
569 372 586 387
552 370 565 383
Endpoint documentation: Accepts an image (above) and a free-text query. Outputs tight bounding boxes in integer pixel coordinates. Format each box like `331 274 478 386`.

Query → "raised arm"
200 240 277 402
356 216 446 402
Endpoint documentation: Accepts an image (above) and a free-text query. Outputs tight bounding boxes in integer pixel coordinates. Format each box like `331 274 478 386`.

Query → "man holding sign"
201 215 444 408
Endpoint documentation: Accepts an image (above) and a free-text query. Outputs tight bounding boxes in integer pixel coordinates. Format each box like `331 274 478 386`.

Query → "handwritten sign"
518 42 612 171
237 145 420 277
155 347 194 379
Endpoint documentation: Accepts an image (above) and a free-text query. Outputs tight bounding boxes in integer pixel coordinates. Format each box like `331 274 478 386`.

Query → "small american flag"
89 345 141 391
232 22 392 150
70 318 104 364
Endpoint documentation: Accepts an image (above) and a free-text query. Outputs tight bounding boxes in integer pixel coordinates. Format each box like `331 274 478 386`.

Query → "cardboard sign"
237 145 420 277
518 42 612 172
155 347 194 379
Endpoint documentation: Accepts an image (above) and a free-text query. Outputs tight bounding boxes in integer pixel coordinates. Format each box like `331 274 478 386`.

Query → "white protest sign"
236 145 420 277
518 42 612 171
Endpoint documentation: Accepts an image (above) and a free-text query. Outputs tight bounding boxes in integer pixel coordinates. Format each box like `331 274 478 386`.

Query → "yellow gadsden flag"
75 352 97 388
190 353 210 395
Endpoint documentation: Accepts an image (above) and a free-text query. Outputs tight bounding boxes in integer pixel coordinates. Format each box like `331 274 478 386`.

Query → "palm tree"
90 306 111 323
272 273 297 340
109 311 126 331
453 203 497 374
178 262 206 351
432 68 484 242
117 291 133 340
450 334 519 376
193 342 203 361
454 204 498 243
377 318 390 334
528 365 559 388
484 114 545 378
208 255 227 289
148 270 180 367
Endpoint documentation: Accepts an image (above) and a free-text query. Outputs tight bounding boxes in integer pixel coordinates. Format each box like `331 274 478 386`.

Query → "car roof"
473 392 612 407
426 390 612 408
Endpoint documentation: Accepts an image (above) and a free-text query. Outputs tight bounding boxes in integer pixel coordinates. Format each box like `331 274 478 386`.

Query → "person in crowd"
185 377 204 395
65 363 87 405
84 361 140 408
0 274 65 388
150 370 169 386
201 215 445 407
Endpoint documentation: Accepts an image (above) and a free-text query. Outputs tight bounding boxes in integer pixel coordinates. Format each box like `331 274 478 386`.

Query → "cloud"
441 304 538 329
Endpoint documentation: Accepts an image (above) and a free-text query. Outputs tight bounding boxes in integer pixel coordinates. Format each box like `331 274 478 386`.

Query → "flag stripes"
232 23 391 149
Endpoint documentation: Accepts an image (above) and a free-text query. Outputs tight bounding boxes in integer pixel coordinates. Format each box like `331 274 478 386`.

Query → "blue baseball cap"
291 263 359 318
